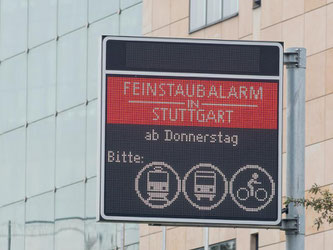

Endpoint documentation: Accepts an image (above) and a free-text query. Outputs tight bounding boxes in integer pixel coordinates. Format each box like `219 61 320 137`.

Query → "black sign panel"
99 37 283 226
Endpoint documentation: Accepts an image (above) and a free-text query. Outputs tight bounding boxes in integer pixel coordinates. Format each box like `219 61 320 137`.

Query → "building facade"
139 0 333 249
0 0 142 249
1 0 333 250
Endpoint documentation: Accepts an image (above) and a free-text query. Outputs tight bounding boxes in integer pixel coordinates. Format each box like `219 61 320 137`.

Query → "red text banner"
107 76 278 129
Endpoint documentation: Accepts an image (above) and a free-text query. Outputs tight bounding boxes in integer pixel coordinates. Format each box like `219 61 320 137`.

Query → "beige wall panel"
327 48 333 94
305 97 325 145
306 52 326 101
171 0 189 23
252 7 261 40
305 0 326 12
282 0 304 20
148 225 163 234
240 34 253 40
305 231 324 250
209 228 222 245
325 139 333 185
326 94 333 139
139 236 149 250
282 15 304 49
261 0 283 29
260 24 282 42
258 229 281 247
170 18 189 38
305 142 325 190
149 231 163 250
219 228 237 242
189 29 205 38
185 227 204 249
209 228 236 245
279 228 286 243
204 22 223 39
152 25 170 37
327 4 333 49
221 17 239 40
166 227 187 250
259 242 283 250
140 224 149 237
152 0 171 30
304 7 326 56
324 229 333 250
238 0 253 38
236 229 251 250
143 0 153 35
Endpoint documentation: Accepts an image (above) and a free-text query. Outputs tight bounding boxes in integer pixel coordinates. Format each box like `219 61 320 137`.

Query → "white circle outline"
230 165 275 212
236 187 249 201
135 161 181 209
183 163 228 211
255 188 268 202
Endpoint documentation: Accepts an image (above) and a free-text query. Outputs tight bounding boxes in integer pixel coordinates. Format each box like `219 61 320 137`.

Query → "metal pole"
284 47 306 250
204 227 209 250
8 220 11 250
121 223 125 250
162 226 166 250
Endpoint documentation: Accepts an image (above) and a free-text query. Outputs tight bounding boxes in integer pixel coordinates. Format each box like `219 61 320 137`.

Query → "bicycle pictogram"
236 173 268 202
230 165 275 212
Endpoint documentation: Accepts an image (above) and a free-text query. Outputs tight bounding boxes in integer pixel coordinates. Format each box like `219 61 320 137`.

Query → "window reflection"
0 202 25 250
25 192 54 250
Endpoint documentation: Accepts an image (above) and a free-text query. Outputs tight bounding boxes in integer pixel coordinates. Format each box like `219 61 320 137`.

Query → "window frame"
189 0 239 33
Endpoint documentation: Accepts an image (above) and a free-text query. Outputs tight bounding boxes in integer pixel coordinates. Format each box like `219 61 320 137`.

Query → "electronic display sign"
98 37 283 226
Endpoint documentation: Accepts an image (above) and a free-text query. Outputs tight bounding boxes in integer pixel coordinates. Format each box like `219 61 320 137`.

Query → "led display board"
98 36 283 226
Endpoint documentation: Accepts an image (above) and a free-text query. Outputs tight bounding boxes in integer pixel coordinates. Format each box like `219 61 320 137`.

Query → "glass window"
125 243 139 250
58 0 87 36
28 41 56 122
121 0 141 9
87 14 119 100
0 0 27 60
0 202 25 250
194 239 236 250
0 54 27 133
55 182 85 250
88 0 119 23
27 116 55 196
57 28 87 112
207 0 222 25
120 3 142 36
223 0 239 18
56 105 86 187
86 100 98 178
85 178 118 249
190 0 206 31
0 128 26 206
25 192 54 250
125 224 139 246
28 0 57 48
190 0 238 32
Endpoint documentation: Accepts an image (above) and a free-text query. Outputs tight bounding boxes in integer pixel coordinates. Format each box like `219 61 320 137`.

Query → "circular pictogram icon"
229 165 275 212
183 163 228 211
135 161 181 209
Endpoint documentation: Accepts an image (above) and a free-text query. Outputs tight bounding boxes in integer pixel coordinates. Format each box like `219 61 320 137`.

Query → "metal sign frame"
98 36 283 227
